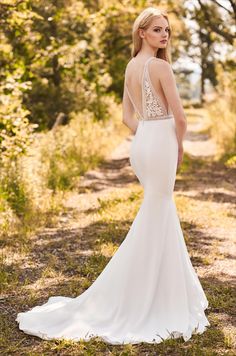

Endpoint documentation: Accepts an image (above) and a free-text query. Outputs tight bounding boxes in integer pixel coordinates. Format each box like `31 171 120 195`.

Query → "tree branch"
211 0 232 15
197 0 235 44
228 0 236 20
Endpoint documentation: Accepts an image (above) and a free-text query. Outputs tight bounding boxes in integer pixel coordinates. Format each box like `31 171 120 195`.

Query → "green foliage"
0 0 190 129
0 0 129 233
42 103 125 192
0 75 37 161
0 163 29 216
225 155 236 169
0 0 112 128
0 71 37 217
0 99 126 239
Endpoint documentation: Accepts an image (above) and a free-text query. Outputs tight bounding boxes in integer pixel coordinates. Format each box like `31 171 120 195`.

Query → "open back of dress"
125 57 173 121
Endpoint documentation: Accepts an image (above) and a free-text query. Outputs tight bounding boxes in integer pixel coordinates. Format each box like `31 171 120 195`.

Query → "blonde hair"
132 7 171 62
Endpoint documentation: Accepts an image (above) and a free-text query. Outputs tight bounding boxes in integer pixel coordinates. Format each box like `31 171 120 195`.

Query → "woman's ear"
138 29 145 39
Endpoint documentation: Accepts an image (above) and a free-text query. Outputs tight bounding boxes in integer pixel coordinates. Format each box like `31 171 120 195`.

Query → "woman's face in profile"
140 16 170 49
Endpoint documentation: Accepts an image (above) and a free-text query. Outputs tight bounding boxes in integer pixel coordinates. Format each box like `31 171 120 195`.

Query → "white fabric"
16 58 210 345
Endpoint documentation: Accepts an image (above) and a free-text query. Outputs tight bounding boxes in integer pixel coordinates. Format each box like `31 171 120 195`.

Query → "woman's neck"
138 48 158 58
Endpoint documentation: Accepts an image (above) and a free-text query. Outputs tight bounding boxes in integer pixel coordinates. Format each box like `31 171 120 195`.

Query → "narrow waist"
139 114 174 121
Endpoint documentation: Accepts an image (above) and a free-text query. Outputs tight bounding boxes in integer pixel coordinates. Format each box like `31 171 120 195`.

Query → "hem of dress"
15 304 210 346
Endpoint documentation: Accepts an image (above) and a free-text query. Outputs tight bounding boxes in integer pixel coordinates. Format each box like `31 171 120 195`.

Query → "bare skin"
122 16 187 167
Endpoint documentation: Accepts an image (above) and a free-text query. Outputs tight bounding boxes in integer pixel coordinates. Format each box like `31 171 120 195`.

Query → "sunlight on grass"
175 194 234 230
100 242 119 257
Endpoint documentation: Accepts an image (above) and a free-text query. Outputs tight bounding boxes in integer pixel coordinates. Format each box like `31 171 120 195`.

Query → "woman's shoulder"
149 58 174 80
124 58 135 72
149 57 172 70
125 56 173 79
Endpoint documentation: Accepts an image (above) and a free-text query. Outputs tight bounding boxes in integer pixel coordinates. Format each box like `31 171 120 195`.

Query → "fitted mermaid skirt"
16 117 210 344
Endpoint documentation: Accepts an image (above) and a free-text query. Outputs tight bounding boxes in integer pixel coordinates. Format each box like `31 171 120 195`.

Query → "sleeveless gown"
16 57 210 345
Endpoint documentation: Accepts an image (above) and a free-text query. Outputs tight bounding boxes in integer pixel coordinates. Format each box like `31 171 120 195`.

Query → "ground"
0 109 235 355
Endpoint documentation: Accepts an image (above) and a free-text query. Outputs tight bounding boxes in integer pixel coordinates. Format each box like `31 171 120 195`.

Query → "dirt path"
3 109 236 355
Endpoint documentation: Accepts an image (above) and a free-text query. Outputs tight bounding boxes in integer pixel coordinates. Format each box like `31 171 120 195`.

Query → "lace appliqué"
144 79 165 119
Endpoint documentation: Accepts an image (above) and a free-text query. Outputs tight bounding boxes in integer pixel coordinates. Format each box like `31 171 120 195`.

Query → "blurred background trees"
0 0 189 130
186 0 235 101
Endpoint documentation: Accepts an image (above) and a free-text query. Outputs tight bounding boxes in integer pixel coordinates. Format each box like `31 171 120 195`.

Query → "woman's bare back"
124 57 171 120
123 56 185 126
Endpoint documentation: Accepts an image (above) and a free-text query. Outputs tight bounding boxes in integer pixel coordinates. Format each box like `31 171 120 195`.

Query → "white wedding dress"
16 57 210 345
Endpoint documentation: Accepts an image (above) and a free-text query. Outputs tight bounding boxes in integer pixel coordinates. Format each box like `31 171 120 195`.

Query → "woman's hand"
177 144 184 168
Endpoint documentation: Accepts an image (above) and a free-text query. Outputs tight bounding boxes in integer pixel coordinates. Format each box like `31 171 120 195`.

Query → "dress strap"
125 82 143 120
143 56 156 69
141 58 155 120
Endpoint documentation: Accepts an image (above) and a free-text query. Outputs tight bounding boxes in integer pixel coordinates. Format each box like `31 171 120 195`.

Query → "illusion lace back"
16 57 210 345
125 57 173 121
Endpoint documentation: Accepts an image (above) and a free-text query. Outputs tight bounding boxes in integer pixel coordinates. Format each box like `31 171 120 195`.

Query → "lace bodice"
125 57 173 121
144 78 165 118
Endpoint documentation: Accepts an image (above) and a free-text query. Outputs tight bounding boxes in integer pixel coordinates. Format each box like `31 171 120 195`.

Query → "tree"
185 0 236 101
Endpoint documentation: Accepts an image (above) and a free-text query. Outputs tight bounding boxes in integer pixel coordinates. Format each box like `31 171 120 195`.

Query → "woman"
16 7 210 344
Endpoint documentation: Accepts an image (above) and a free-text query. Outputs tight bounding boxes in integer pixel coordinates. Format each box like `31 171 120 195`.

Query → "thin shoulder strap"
144 56 155 69
125 82 143 120
141 57 155 86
